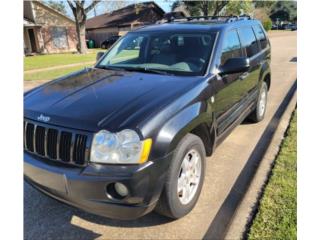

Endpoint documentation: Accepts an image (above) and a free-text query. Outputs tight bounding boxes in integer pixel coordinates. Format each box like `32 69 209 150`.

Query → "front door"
28 29 37 53
213 29 247 135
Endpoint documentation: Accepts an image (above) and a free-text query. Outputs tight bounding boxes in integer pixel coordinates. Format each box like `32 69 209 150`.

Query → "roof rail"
157 15 252 24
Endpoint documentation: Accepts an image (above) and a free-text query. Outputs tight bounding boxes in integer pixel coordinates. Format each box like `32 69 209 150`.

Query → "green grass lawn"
248 110 297 239
24 63 92 81
24 48 104 71
24 48 138 81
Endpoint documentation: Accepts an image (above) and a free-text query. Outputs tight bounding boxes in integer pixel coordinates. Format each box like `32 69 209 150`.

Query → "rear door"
237 26 261 97
252 24 271 77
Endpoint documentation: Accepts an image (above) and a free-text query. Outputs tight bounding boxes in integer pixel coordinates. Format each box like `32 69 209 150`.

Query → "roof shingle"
86 1 164 30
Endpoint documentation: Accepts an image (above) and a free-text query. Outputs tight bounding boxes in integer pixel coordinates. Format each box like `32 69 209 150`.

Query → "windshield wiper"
96 65 125 71
123 66 174 76
97 65 174 76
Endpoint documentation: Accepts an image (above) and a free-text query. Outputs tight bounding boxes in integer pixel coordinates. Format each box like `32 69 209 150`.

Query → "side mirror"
219 57 250 75
96 52 104 62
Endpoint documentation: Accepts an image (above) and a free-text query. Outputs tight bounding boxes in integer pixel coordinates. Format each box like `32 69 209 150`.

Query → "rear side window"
238 27 259 57
253 25 268 49
221 30 242 65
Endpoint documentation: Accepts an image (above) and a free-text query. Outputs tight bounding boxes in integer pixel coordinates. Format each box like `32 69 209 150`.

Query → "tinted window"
253 25 268 49
221 30 242 65
238 27 259 57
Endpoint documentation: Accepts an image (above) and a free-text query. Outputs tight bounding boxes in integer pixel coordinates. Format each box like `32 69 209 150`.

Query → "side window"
221 30 242 65
253 25 268 49
238 27 259 57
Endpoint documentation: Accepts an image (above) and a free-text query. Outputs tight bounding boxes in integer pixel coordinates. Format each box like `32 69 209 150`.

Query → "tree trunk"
203 1 209 16
75 17 81 52
67 1 100 54
78 22 87 54
213 2 228 16
74 7 87 54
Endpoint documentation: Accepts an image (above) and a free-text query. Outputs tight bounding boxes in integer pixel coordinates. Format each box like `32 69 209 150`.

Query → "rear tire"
155 134 206 219
248 81 268 123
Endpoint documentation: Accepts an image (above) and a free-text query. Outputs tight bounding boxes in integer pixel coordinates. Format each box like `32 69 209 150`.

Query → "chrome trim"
24 121 28 150
70 133 75 164
33 124 37 153
56 130 61 160
44 128 48 157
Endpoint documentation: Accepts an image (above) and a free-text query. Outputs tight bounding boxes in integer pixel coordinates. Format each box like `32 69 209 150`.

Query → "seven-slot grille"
24 120 89 166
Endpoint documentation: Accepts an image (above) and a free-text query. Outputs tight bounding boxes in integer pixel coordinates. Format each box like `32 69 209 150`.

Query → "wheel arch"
152 102 215 159
263 72 271 90
190 123 215 156
259 62 271 90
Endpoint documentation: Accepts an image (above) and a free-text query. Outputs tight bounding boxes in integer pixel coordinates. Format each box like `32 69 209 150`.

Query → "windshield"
97 31 217 76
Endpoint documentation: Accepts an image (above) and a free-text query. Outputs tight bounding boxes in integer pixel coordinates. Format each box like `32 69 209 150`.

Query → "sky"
153 0 172 12
63 0 173 19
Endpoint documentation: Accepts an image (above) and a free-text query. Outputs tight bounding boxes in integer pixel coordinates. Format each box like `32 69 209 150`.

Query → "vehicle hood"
24 68 201 132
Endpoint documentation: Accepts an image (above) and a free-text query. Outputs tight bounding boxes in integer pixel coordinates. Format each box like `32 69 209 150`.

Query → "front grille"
35 126 46 156
24 120 89 166
59 131 72 162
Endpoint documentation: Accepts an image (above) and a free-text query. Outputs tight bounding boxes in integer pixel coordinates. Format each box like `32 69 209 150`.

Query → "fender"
151 101 212 159
259 56 271 89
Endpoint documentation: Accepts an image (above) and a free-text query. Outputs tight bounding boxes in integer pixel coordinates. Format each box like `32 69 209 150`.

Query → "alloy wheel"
177 149 202 205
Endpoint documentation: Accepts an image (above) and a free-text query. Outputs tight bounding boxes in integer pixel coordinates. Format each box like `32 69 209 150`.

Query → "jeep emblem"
37 114 50 122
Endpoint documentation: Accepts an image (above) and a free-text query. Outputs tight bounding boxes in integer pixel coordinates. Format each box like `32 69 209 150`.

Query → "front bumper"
24 152 171 220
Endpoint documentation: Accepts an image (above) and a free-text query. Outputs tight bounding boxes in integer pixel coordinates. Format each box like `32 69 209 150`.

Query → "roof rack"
158 15 252 24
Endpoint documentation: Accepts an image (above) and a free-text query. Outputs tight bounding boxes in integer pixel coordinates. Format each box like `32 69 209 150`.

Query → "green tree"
44 0 67 15
171 1 229 16
270 1 297 21
262 17 272 31
253 0 275 10
225 0 254 16
253 6 272 32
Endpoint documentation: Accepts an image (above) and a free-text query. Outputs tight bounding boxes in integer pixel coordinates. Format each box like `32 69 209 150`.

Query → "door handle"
240 72 249 80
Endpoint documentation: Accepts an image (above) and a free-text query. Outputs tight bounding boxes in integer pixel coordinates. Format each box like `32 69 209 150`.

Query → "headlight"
90 129 152 164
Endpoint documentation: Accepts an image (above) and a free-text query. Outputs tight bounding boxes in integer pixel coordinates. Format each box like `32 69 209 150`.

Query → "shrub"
263 18 272 31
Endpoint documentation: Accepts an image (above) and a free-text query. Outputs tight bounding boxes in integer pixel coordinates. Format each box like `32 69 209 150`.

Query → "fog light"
114 182 129 197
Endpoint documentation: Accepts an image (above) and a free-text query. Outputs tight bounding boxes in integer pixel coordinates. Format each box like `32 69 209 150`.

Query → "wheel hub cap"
258 89 267 117
177 149 202 205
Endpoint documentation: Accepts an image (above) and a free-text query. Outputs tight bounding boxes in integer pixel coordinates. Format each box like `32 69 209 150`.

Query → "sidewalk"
24 61 95 74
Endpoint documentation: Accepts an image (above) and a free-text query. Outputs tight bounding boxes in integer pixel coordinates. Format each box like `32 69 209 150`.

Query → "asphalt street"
24 31 297 240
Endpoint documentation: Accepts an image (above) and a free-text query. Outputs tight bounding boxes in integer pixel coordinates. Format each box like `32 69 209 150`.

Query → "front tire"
248 81 268 122
155 134 206 219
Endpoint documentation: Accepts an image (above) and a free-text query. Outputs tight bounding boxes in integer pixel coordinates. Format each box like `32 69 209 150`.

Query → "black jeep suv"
24 16 271 220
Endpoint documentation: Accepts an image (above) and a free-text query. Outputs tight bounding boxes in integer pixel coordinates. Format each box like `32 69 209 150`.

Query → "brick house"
86 1 165 47
24 1 77 54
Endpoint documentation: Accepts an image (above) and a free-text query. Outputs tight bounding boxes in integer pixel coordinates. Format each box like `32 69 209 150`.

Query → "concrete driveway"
24 31 297 240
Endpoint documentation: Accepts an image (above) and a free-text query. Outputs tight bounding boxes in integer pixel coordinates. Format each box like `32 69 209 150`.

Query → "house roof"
86 1 165 30
24 17 42 27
